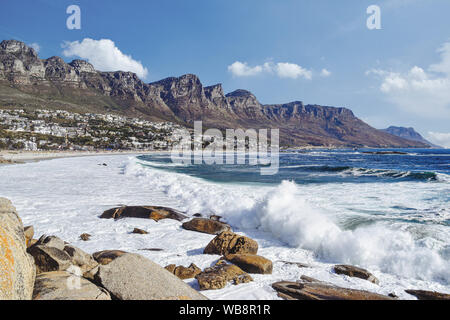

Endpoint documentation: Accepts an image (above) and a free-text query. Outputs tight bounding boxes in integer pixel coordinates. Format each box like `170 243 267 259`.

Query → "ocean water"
0 149 449 299
136 148 450 285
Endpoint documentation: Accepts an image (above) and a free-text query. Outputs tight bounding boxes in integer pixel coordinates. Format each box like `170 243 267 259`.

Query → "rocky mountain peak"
204 84 224 99
0 40 44 83
225 89 261 112
0 40 38 59
384 126 420 139
69 60 96 73
150 74 201 89
226 89 255 98
44 56 66 66
43 56 79 82
382 126 438 147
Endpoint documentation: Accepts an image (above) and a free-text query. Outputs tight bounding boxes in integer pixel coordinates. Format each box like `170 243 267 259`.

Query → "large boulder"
182 218 231 235
93 253 207 300
333 265 379 284
204 231 258 256
165 263 202 280
0 198 35 300
225 254 273 274
33 271 111 300
27 245 72 274
195 260 253 290
100 206 188 222
405 289 450 300
272 281 393 300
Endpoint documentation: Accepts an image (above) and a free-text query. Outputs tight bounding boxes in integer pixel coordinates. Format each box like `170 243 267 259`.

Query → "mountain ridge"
381 126 440 148
0 39 427 148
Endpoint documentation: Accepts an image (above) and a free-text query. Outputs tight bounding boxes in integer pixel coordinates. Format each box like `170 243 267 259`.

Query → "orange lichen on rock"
0 197 36 300
0 226 15 298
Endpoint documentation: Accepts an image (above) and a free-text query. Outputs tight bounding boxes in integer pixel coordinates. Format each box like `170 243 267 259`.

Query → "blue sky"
1 0 450 146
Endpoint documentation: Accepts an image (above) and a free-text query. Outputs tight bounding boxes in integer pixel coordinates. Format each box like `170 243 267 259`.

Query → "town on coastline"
0 108 186 151
0 108 265 157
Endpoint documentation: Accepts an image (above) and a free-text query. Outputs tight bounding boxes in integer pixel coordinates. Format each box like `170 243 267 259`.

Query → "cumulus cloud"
29 43 40 53
275 62 312 79
426 132 450 148
228 61 313 79
62 38 149 79
367 41 450 119
227 61 264 77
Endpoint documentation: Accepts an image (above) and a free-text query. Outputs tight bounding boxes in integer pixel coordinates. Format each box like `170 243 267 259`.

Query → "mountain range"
0 40 428 148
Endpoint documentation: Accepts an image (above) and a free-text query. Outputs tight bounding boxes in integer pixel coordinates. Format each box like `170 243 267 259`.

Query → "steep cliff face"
0 40 45 84
0 40 428 147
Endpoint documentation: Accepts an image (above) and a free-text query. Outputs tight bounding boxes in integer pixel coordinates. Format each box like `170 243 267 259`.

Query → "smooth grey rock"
33 271 111 300
93 253 207 300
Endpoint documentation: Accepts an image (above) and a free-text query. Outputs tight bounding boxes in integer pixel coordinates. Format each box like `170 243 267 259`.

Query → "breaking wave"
287 165 441 181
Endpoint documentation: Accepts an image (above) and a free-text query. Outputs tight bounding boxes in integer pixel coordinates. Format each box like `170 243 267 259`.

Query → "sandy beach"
0 149 163 164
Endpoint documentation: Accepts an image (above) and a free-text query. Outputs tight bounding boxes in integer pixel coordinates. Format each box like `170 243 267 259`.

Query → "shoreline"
1 146 446 166
0 149 166 165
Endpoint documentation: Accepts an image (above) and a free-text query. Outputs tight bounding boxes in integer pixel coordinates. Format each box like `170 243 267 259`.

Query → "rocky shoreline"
1 198 449 300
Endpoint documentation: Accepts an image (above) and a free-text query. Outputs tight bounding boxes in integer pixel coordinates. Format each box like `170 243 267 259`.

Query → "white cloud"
426 132 450 148
29 43 40 53
368 41 450 119
227 61 264 77
62 38 149 79
275 62 312 79
429 42 450 76
320 68 331 77
365 68 389 76
228 61 313 79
